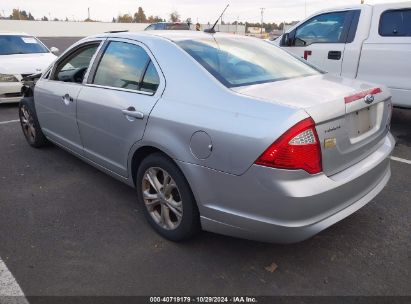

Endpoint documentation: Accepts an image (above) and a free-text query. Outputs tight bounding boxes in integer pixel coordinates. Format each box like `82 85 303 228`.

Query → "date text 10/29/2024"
149 297 258 303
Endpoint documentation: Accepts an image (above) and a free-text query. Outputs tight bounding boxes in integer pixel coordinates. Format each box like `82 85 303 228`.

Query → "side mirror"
50 47 59 55
281 33 289 46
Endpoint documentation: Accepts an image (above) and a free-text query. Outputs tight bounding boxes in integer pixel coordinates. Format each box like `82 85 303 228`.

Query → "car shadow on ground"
392 107 411 147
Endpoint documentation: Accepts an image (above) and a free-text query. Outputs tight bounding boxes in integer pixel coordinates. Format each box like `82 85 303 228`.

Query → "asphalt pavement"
0 104 410 297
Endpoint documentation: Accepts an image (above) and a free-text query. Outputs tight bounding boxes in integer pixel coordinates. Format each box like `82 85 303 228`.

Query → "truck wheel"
136 153 201 241
19 97 49 148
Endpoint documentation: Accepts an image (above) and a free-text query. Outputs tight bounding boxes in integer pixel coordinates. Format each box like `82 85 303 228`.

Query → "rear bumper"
178 133 395 243
0 82 23 104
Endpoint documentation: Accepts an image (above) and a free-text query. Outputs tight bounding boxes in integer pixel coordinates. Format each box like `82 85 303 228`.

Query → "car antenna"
204 4 229 34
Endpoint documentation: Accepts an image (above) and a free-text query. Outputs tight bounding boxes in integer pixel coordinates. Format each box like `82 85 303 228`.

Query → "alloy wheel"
20 105 36 143
142 167 183 230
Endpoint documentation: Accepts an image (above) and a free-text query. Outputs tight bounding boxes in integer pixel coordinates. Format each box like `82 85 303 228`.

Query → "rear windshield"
176 36 320 88
0 35 49 55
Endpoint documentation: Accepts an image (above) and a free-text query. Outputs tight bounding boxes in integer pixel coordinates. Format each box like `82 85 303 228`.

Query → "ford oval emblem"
364 94 375 104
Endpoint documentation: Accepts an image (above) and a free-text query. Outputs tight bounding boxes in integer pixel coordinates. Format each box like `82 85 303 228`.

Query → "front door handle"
122 107 144 120
328 51 342 60
61 93 73 105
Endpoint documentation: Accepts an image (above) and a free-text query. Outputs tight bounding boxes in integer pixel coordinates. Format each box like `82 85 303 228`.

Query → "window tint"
294 11 349 46
0 35 49 55
54 44 98 83
379 9 411 36
140 61 160 93
93 41 150 91
177 37 320 88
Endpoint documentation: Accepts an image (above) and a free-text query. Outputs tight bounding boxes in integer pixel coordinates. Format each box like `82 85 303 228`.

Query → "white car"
0 32 58 104
275 2 411 108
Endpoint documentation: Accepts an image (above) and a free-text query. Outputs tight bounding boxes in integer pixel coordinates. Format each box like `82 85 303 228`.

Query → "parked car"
0 32 58 104
275 2 411 108
19 31 394 243
144 22 190 31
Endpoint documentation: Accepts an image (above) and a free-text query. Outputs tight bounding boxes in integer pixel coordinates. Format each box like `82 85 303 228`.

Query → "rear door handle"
328 51 342 60
122 107 144 120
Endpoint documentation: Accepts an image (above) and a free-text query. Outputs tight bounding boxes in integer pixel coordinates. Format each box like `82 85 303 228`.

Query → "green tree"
117 14 133 23
10 9 21 20
133 7 147 23
20 10 28 20
169 11 180 22
147 15 164 23
41 16 48 21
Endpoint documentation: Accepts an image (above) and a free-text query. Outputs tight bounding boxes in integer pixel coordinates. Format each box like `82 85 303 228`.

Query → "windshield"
0 35 49 55
176 36 320 88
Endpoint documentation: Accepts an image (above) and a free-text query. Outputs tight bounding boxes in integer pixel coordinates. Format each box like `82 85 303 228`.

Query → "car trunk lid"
232 74 392 176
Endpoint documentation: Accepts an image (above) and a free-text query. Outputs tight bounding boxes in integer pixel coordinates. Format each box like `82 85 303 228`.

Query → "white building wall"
0 20 149 37
0 20 246 37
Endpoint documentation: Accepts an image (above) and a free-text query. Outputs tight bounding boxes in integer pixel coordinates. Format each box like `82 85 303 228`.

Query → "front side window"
177 37 320 88
379 9 411 37
53 44 99 83
0 35 49 55
294 11 349 46
93 41 150 91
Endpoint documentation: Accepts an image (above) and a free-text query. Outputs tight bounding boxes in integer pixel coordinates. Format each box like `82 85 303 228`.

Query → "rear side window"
379 9 411 36
140 61 160 93
93 41 150 91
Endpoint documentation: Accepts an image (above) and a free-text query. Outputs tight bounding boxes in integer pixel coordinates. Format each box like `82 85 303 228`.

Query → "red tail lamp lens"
255 118 322 174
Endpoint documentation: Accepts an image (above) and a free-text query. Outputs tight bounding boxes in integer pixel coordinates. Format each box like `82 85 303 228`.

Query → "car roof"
151 22 189 24
0 31 30 36
311 1 409 14
93 30 242 43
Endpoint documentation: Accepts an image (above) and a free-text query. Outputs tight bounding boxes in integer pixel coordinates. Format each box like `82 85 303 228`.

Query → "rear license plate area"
346 106 375 138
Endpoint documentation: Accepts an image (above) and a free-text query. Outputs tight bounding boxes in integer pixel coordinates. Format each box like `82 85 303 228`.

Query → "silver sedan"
19 31 394 243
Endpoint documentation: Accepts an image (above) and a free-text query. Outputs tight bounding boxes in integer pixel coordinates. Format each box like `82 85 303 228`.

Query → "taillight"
255 118 322 174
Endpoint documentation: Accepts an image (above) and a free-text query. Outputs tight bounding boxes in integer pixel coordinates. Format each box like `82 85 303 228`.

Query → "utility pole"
88 7 90 20
260 8 265 35
305 0 307 17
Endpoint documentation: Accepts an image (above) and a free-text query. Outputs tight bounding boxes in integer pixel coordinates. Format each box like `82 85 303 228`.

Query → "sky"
1 0 407 23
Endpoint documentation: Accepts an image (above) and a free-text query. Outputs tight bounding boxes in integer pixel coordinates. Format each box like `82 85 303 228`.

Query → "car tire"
136 152 201 241
19 97 49 148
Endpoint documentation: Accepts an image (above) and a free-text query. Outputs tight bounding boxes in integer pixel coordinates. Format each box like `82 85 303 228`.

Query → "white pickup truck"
275 2 411 108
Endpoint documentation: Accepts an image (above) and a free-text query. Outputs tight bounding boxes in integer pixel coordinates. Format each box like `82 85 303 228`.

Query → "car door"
77 39 165 177
34 40 103 154
281 10 355 75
